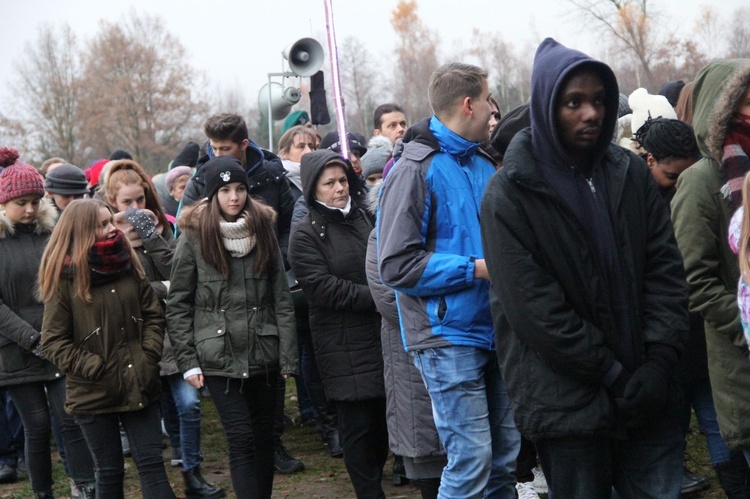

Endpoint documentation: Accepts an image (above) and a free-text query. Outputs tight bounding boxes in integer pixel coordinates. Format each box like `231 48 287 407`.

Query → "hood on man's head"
529 38 619 170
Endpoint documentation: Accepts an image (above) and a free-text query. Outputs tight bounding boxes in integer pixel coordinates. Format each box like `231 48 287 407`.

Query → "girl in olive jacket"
166 156 297 499
39 198 175 499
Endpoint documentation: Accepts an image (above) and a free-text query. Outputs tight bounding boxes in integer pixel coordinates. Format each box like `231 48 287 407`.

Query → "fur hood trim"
0 197 58 239
707 65 750 162
177 199 277 234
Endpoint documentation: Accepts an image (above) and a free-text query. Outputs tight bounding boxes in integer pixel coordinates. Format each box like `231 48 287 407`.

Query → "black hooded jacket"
180 141 295 266
287 150 383 402
480 38 688 440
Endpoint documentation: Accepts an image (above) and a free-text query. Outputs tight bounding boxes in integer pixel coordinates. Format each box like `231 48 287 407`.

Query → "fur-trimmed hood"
0 197 58 239
176 198 277 235
693 59 750 162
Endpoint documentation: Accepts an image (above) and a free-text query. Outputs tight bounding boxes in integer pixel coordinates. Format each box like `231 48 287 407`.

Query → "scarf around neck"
282 159 303 193
220 217 256 258
63 230 132 285
721 118 750 212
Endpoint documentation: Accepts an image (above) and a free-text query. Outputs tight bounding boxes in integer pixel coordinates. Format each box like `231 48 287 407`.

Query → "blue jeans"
414 346 520 499
0 389 23 466
75 402 175 499
165 373 203 471
679 377 731 465
536 405 683 499
7 378 94 493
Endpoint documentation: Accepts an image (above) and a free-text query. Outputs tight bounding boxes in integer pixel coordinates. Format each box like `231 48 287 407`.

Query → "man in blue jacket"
480 38 687 498
377 62 520 498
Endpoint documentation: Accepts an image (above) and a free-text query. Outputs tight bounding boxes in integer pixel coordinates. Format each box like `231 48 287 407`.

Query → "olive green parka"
671 59 750 450
166 203 298 381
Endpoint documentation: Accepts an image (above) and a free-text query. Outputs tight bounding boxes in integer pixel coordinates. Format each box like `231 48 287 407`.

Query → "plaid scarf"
62 230 131 285
721 118 750 212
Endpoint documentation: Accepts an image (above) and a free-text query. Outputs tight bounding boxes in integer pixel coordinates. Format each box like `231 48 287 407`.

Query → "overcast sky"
1 0 743 118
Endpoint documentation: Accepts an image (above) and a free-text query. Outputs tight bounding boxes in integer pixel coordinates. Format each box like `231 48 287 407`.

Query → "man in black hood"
480 38 688 498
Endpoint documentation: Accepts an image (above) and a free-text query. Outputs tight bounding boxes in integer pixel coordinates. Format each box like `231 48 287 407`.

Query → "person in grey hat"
360 135 392 186
44 163 89 212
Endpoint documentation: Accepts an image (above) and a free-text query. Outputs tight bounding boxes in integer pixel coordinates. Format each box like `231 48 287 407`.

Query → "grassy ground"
0 381 725 498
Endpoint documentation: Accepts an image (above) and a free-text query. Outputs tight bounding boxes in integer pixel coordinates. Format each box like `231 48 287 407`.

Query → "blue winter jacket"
377 116 496 352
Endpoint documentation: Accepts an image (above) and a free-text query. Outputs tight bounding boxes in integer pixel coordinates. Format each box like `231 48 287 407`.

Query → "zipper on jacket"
81 327 101 344
586 177 596 193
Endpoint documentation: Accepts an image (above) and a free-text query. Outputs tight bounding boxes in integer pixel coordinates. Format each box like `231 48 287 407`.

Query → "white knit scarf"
219 217 256 258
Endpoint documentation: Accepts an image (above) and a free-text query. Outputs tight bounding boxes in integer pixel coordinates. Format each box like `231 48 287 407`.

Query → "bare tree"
566 0 661 89
339 36 379 135
78 11 208 173
468 30 533 114
692 5 722 59
727 6 750 58
390 0 440 122
13 24 83 165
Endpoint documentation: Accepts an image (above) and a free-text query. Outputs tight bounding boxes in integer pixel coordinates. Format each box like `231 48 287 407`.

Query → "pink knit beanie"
0 148 45 204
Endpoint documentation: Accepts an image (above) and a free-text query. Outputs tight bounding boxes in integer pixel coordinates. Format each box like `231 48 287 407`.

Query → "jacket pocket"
79 327 104 358
253 309 280 368
194 311 229 370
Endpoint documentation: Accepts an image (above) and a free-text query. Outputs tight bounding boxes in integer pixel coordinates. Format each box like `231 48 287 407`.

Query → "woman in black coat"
289 149 387 499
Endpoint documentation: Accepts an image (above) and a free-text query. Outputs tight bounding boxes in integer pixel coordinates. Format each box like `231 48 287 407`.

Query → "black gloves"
125 208 157 241
616 344 678 426
30 337 45 359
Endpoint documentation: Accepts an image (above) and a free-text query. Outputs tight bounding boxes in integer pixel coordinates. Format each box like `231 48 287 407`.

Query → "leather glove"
125 207 157 241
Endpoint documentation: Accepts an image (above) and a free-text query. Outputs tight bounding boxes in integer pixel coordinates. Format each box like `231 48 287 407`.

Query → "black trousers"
336 398 389 499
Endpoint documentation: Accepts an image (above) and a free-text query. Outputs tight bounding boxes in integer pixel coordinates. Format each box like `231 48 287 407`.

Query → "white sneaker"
516 481 541 499
532 466 548 494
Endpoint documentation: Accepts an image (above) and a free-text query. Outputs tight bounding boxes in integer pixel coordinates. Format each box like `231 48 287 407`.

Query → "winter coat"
166 204 298 380
0 199 63 386
288 149 384 402
180 142 295 266
41 268 165 415
671 59 750 450
364 184 443 459
377 117 497 353
480 39 688 441
123 221 179 378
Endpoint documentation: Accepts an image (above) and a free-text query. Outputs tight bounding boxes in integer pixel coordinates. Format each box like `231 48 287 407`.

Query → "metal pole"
267 73 274 151
323 0 349 160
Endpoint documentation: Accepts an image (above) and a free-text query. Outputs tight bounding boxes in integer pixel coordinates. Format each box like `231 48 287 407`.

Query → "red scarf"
62 231 132 285
721 118 750 212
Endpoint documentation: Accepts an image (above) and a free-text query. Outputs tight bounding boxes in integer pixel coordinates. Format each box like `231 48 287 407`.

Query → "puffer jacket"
364 184 443 458
41 268 164 415
288 149 384 402
166 204 298 380
0 199 63 386
671 59 750 449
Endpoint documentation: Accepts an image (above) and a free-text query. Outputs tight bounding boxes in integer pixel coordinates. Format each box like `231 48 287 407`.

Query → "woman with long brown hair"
166 155 297 499
39 198 174 498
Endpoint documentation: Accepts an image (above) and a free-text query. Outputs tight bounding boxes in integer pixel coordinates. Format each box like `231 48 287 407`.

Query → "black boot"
392 455 410 486
322 426 343 458
77 482 96 499
413 477 441 499
183 467 226 499
714 451 750 499
34 492 54 499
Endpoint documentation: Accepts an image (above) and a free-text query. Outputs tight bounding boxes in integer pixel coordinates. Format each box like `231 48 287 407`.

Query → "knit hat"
618 93 632 118
202 156 249 200
658 80 685 108
165 166 193 191
171 142 200 169
109 149 133 161
628 88 677 137
320 131 368 156
361 135 392 180
86 159 109 187
0 148 45 204
44 163 89 195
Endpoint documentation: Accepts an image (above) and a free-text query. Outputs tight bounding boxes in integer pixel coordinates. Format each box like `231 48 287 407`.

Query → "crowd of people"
0 36 749 499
